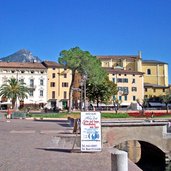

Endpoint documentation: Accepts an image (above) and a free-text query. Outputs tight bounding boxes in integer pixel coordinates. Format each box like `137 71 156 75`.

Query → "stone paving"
0 119 141 171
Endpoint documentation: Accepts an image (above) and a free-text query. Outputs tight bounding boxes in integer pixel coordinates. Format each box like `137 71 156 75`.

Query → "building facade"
97 54 144 108
0 61 47 108
142 60 169 98
42 61 72 110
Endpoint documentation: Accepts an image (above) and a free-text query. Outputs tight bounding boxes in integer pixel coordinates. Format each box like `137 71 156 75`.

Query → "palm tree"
0 78 29 109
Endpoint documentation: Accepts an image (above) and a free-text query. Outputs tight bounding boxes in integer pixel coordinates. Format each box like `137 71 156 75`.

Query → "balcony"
122 90 129 95
28 85 36 90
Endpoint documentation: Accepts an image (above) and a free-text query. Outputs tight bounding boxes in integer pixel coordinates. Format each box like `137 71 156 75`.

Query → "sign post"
81 112 102 152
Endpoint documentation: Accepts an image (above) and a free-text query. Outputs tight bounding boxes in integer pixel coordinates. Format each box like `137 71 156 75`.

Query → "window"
21 71 25 73
52 73 56 78
163 89 165 92
64 91 67 99
119 96 122 101
40 90 43 97
132 87 137 92
147 69 151 75
117 78 128 83
123 87 129 94
112 78 115 83
63 74 67 78
132 79 135 83
133 96 136 101
30 79 34 87
154 89 156 92
124 95 127 101
19 79 24 84
117 78 122 83
62 82 68 87
145 88 147 92
118 87 123 91
50 82 55 87
31 71 34 74
52 91 55 99
40 71 44 74
40 79 44 86
29 90 34 96
123 78 128 83
113 95 116 100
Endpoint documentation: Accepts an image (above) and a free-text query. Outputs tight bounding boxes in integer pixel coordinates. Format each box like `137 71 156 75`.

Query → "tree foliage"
86 78 118 107
0 78 29 109
160 90 171 113
136 97 149 115
58 47 107 112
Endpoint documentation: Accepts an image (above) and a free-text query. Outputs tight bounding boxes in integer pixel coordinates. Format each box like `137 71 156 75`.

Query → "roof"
0 61 46 69
144 83 169 88
142 60 167 64
103 67 144 75
42 61 62 68
97 55 140 61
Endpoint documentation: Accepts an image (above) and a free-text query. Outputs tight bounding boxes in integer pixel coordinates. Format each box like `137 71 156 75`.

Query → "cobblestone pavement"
0 119 140 171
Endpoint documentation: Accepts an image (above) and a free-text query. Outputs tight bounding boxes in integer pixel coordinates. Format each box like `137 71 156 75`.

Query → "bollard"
111 149 128 171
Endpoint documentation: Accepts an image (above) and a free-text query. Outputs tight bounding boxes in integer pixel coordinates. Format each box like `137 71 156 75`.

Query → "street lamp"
82 73 87 111
80 81 84 111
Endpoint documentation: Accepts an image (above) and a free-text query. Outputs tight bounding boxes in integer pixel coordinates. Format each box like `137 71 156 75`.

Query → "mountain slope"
0 49 41 62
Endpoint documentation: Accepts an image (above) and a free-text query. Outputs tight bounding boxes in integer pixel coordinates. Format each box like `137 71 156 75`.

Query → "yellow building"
142 60 169 98
42 61 72 110
42 54 169 110
97 54 144 109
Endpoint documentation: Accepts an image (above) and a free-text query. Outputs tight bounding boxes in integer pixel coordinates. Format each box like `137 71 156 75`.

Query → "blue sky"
0 0 171 82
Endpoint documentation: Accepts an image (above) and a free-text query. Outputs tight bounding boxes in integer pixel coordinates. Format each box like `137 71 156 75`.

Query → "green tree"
113 99 122 114
160 91 171 113
86 78 118 108
136 97 149 115
0 78 29 109
58 47 107 113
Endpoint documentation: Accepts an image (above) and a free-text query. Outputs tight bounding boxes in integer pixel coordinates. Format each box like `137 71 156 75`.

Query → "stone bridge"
102 119 171 169
54 118 171 170
102 120 171 153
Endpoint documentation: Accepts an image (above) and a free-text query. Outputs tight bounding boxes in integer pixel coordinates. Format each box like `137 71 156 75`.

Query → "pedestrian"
7 107 12 119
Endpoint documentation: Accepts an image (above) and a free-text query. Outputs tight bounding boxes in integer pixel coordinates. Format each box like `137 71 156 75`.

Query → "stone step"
50 134 81 149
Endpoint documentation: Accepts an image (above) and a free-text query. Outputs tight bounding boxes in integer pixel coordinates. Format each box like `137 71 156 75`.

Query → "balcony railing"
28 85 36 90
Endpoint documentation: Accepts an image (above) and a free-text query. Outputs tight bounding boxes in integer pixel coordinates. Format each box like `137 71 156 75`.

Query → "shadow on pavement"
36 148 81 153
34 119 70 127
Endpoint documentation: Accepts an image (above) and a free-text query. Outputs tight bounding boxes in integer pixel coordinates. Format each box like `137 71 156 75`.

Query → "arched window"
147 69 151 75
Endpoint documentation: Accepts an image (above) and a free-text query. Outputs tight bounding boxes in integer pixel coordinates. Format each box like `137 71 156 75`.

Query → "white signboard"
81 112 102 152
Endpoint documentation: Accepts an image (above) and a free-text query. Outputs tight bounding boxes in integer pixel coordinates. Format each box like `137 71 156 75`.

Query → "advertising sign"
81 112 102 152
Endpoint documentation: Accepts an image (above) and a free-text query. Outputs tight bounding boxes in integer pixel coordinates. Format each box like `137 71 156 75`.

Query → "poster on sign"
81 112 102 152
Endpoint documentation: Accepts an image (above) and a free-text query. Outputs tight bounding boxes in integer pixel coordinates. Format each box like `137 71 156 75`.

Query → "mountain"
0 49 41 62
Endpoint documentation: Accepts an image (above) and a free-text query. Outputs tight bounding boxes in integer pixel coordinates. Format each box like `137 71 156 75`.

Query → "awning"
149 102 165 107
0 102 12 105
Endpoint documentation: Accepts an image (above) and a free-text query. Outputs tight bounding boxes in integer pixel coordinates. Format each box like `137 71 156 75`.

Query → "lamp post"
80 81 84 111
15 70 19 111
82 73 87 111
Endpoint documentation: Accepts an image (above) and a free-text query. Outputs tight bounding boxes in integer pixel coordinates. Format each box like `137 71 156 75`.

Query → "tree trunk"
166 104 169 114
68 70 76 113
12 99 16 109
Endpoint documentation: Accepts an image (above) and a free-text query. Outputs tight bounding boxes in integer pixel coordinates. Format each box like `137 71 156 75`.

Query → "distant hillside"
0 49 41 62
